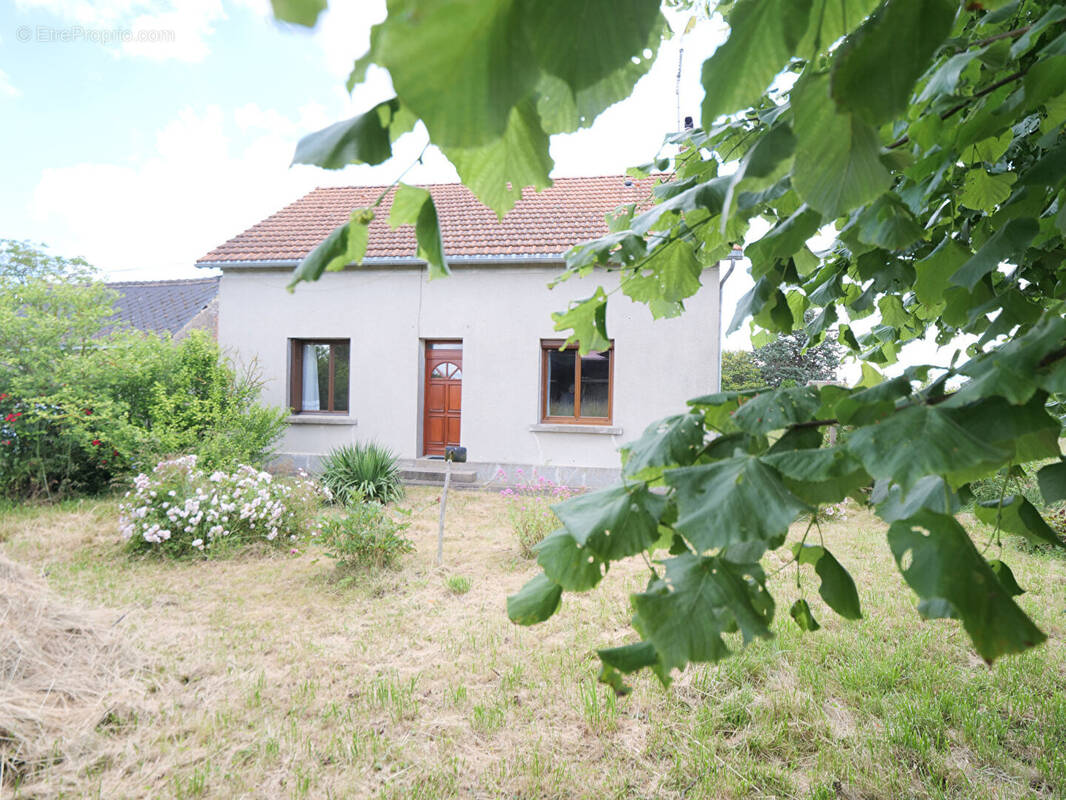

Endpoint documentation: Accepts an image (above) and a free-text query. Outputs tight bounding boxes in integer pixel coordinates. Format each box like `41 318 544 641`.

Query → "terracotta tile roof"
196 175 661 265
106 277 219 336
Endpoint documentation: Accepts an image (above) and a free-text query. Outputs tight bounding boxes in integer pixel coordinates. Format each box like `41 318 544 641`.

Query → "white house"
196 176 721 486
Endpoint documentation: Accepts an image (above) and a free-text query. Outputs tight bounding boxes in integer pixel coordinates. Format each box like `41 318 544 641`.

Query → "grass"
2 489 1066 799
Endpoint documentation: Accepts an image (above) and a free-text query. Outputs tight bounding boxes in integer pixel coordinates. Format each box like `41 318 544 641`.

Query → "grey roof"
106 277 219 336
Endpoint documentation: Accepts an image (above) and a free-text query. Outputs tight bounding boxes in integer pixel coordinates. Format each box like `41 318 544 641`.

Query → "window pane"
580 351 610 418
301 343 321 411
428 342 462 350
314 345 331 409
332 343 350 412
546 349 576 417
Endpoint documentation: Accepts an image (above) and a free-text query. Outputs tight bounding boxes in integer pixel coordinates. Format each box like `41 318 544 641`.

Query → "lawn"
2 488 1065 799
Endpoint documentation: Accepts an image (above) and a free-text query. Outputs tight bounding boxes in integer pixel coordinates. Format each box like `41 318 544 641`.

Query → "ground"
1 488 1065 800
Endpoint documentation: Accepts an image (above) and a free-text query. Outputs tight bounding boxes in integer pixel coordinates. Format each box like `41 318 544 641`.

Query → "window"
290 339 350 413
541 340 613 423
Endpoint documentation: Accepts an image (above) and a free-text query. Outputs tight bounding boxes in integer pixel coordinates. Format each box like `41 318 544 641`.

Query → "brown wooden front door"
423 342 462 456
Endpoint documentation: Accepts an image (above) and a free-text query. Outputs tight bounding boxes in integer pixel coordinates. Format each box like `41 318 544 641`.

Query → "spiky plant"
319 442 405 505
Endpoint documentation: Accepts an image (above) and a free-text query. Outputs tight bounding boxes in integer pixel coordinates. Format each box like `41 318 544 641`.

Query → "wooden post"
436 459 451 567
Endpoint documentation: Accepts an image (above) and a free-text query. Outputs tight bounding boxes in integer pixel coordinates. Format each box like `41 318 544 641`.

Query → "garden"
3 447 1066 798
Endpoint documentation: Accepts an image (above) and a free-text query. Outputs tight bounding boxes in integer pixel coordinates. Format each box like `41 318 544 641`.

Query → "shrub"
497 470 577 559
318 502 414 570
119 455 327 558
320 442 405 505
445 575 472 594
0 241 286 499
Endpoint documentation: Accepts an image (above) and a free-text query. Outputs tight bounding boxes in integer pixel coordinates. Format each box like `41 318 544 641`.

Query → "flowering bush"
497 469 578 559
119 455 328 558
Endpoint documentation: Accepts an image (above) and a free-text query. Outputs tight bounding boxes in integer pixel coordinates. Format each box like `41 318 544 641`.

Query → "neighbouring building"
195 176 721 486
106 277 220 339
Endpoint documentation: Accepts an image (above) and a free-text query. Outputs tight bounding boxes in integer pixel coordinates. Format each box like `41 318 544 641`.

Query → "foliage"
445 574 473 594
720 350 763 391
497 469 578 558
318 502 415 570
120 455 326 558
320 442 405 505
751 318 842 388
279 0 1066 685
0 242 286 498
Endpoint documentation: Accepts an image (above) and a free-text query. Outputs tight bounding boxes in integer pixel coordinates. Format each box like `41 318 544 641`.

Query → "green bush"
967 463 1046 509
497 470 577 559
445 575 472 594
120 455 326 559
0 241 287 499
318 502 414 570
320 442 405 505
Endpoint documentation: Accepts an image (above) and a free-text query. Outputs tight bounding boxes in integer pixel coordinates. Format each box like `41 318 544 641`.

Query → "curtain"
302 344 320 410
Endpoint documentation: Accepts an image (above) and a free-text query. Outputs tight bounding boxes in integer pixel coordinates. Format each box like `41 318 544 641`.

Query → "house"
106 277 219 339
195 176 721 486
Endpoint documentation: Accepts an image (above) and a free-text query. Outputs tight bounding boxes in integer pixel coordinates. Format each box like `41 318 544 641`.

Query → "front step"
399 465 479 486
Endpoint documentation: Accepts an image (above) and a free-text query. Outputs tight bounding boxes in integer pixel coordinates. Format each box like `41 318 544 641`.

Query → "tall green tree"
753 321 842 388
277 0 1066 684
720 350 762 391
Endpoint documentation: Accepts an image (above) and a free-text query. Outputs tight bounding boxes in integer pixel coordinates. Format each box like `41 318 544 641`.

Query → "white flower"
191 538 204 549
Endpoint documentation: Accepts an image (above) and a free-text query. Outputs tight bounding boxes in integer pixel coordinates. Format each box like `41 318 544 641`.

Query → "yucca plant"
319 442 405 505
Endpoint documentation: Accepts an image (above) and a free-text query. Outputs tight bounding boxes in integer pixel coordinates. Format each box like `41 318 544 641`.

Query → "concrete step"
399 466 479 486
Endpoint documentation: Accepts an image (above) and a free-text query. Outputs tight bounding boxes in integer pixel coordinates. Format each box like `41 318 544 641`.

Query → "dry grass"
1 490 1065 799
0 551 143 795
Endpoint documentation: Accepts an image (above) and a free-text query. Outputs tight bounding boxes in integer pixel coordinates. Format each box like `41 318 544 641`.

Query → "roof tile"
196 175 661 264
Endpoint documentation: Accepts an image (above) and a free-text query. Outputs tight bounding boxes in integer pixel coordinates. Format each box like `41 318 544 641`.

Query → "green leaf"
1037 461 1066 504
917 47 988 104
597 641 666 695
830 0 956 124
645 239 703 303
915 236 969 306
525 0 662 91
875 475 961 523
747 205 823 278
846 405 1011 492
700 0 813 125
535 530 605 591
551 288 610 353
631 554 774 673
270 0 326 27
945 393 1063 463
666 456 809 553
1010 6 1066 58
887 511 1046 662
763 445 869 505
949 217 1039 291
507 574 563 625
623 413 706 478
974 495 1064 548
553 484 664 561
797 0 881 57
732 385 822 435
791 72 893 218
987 560 1025 597
443 98 552 217
960 169 1017 212
291 98 406 169
790 598 821 631
949 314 1066 406
372 0 537 147
794 544 862 620
688 389 760 434
833 376 910 425
388 185 451 279
1024 54 1066 112
855 195 924 250
288 212 373 289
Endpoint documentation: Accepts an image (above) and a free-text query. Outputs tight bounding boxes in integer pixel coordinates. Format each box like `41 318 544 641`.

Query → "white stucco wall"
218 262 720 476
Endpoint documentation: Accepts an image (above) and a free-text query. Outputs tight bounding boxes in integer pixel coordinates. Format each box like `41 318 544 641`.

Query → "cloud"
0 69 21 98
29 102 457 280
15 0 230 62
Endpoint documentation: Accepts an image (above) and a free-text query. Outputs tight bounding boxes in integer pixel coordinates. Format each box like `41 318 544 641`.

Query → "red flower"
91 439 102 446
83 408 93 416
4 412 22 422
1 440 9 446
0 393 8 400
112 449 119 456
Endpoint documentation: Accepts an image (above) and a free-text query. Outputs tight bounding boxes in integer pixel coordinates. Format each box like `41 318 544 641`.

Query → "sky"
0 0 957 372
